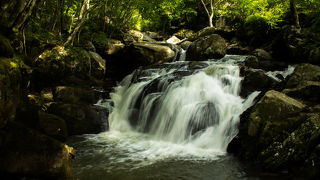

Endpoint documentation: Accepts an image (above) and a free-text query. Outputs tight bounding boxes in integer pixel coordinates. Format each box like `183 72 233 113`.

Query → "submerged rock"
0 121 74 179
186 34 227 61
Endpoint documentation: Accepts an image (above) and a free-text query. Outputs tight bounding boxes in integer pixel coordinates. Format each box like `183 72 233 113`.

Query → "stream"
68 55 293 180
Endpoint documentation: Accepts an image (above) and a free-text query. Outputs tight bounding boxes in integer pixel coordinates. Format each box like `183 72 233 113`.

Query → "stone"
166 36 181 44
309 47 320 65
49 103 108 135
285 63 320 89
88 51 106 79
247 90 306 146
54 86 97 104
38 111 68 141
0 121 74 179
180 41 192 50
123 30 144 44
173 29 195 39
252 49 273 61
186 34 227 61
283 81 320 102
187 27 216 41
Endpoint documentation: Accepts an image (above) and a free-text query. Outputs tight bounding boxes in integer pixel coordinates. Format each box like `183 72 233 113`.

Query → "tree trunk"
290 0 300 29
10 0 38 31
200 0 214 27
64 1 100 45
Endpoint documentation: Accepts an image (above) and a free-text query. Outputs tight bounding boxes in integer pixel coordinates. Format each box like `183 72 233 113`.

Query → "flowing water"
68 56 292 180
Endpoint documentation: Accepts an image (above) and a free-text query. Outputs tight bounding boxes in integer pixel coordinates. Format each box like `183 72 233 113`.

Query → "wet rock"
260 113 320 174
0 121 74 179
285 63 320 89
180 41 192 50
247 90 306 149
186 34 227 61
240 68 279 97
49 103 108 135
283 81 320 102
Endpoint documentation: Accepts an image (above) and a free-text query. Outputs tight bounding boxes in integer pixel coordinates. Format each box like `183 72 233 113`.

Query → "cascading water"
109 60 255 152
67 55 292 180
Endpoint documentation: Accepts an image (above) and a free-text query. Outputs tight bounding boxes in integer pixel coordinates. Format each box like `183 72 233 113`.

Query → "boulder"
0 121 74 179
309 47 320 65
173 29 195 39
0 57 21 128
142 31 164 41
88 51 106 79
0 34 14 58
33 46 91 88
187 27 216 41
49 103 108 135
123 30 144 44
244 56 288 71
38 111 68 141
285 63 320 89
186 34 227 61
227 44 251 55
240 68 279 97
283 81 320 102
54 86 97 104
180 41 192 50
124 42 176 65
166 36 181 44
252 49 273 61
102 39 124 56
260 113 320 175
247 90 306 149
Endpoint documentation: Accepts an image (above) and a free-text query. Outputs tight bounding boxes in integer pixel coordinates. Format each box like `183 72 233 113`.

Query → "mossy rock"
0 57 21 128
260 113 320 173
285 63 320 89
0 121 74 179
283 81 320 102
54 86 97 104
186 34 227 61
247 90 306 150
33 46 91 88
0 34 14 58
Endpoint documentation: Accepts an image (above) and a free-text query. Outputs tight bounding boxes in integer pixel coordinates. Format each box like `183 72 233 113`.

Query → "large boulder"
173 29 195 39
186 34 227 61
283 81 320 102
54 86 99 104
246 90 306 153
187 27 216 41
260 113 320 176
123 42 176 65
33 46 91 88
0 121 74 179
123 30 144 44
240 68 279 97
49 103 108 135
38 111 68 141
285 63 320 89
0 57 21 128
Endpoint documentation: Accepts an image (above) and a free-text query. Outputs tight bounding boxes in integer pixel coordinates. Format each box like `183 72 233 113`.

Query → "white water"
107 60 259 157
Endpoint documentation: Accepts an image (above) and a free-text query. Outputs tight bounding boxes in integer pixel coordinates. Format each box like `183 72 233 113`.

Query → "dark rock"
186 34 227 61
283 81 320 102
180 41 192 50
88 51 106 79
0 121 74 179
173 29 195 39
0 57 21 128
227 44 251 55
246 90 306 153
285 63 320 89
54 86 97 104
38 111 68 141
240 68 279 97
0 34 14 58
187 27 216 41
49 103 108 135
252 49 273 61
309 47 320 65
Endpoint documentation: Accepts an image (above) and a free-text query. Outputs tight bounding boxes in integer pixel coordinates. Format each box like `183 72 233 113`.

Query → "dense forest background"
1 0 320 50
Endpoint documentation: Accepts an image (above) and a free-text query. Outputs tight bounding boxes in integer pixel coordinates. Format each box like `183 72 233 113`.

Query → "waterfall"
108 59 258 152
